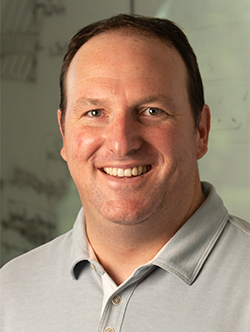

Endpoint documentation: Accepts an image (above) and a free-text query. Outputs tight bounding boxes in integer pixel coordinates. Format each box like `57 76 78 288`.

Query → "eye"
143 107 163 116
139 106 170 125
86 109 102 117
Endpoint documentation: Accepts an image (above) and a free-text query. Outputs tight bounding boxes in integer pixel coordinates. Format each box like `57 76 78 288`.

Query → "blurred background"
1 0 249 267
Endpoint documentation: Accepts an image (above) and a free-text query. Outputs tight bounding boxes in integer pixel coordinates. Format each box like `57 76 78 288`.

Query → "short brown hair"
59 14 204 130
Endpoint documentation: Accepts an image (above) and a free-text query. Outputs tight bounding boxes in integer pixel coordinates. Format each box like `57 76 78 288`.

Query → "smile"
103 165 151 177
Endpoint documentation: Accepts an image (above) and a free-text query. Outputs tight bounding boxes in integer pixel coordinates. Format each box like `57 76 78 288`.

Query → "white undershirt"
87 241 118 315
101 271 118 315
87 241 166 316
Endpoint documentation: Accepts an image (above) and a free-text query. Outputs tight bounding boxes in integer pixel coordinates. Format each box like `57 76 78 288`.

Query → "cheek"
148 126 179 156
151 125 197 164
65 127 102 162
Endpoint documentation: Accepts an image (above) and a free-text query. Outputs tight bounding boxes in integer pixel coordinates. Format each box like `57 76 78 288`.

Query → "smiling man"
58 25 210 285
1 14 249 332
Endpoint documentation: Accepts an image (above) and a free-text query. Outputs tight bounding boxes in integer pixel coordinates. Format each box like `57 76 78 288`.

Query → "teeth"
132 167 138 176
103 166 149 178
124 168 132 177
118 169 124 177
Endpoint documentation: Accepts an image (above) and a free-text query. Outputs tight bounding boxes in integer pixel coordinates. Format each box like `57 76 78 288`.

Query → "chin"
98 199 155 226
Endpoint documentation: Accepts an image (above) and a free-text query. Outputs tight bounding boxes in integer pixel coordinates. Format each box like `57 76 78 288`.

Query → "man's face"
59 31 209 226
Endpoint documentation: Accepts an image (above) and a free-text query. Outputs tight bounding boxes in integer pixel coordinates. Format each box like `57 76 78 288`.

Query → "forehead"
68 30 187 78
65 31 189 107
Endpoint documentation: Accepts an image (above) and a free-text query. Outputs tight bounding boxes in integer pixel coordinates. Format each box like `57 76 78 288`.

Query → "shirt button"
112 295 122 306
91 264 97 272
104 328 115 332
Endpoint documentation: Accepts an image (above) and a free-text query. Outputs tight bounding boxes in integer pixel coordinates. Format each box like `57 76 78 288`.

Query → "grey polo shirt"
1 182 250 332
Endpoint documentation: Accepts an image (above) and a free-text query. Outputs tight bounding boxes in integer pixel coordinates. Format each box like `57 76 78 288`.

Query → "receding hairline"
59 15 204 130
63 27 180 107
69 27 175 62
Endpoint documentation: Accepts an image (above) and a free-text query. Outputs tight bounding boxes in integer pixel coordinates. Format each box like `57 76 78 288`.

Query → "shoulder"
223 214 250 247
217 215 250 264
227 215 250 236
0 230 72 284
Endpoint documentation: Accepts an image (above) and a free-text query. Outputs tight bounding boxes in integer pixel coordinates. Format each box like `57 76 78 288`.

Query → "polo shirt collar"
152 182 228 285
70 208 89 279
70 182 228 284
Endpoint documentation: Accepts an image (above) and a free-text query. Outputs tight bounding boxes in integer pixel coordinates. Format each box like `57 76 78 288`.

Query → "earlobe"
60 147 67 161
196 104 211 160
57 109 67 162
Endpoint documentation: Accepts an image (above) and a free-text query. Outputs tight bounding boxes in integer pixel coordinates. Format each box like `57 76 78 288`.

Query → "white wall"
1 0 249 266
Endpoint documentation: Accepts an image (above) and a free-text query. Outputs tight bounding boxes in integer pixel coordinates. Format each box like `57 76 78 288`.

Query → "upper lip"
97 163 153 169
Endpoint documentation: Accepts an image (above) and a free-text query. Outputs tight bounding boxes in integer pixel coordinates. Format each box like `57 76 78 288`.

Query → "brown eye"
144 107 162 116
88 109 102 117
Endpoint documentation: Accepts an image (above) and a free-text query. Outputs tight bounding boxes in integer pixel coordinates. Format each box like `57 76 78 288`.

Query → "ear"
57 109 67 161
196 104 211 160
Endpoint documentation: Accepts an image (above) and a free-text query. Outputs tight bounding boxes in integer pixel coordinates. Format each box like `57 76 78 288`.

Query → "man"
1 14 249 332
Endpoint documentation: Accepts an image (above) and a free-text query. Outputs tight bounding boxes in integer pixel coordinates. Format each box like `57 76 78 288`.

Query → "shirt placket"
98 266 155 332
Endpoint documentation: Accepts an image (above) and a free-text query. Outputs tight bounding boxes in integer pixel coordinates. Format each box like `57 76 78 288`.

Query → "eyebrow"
74 94 177 111
72 98 108 115
75 98 107 106
138 94 175 104
135 94 178 112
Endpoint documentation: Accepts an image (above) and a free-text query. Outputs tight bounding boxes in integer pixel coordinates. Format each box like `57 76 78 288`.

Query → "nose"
105 112 143 157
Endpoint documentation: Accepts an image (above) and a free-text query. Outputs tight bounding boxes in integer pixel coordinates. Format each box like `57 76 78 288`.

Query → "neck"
86 219 172 285
84 180 205 285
